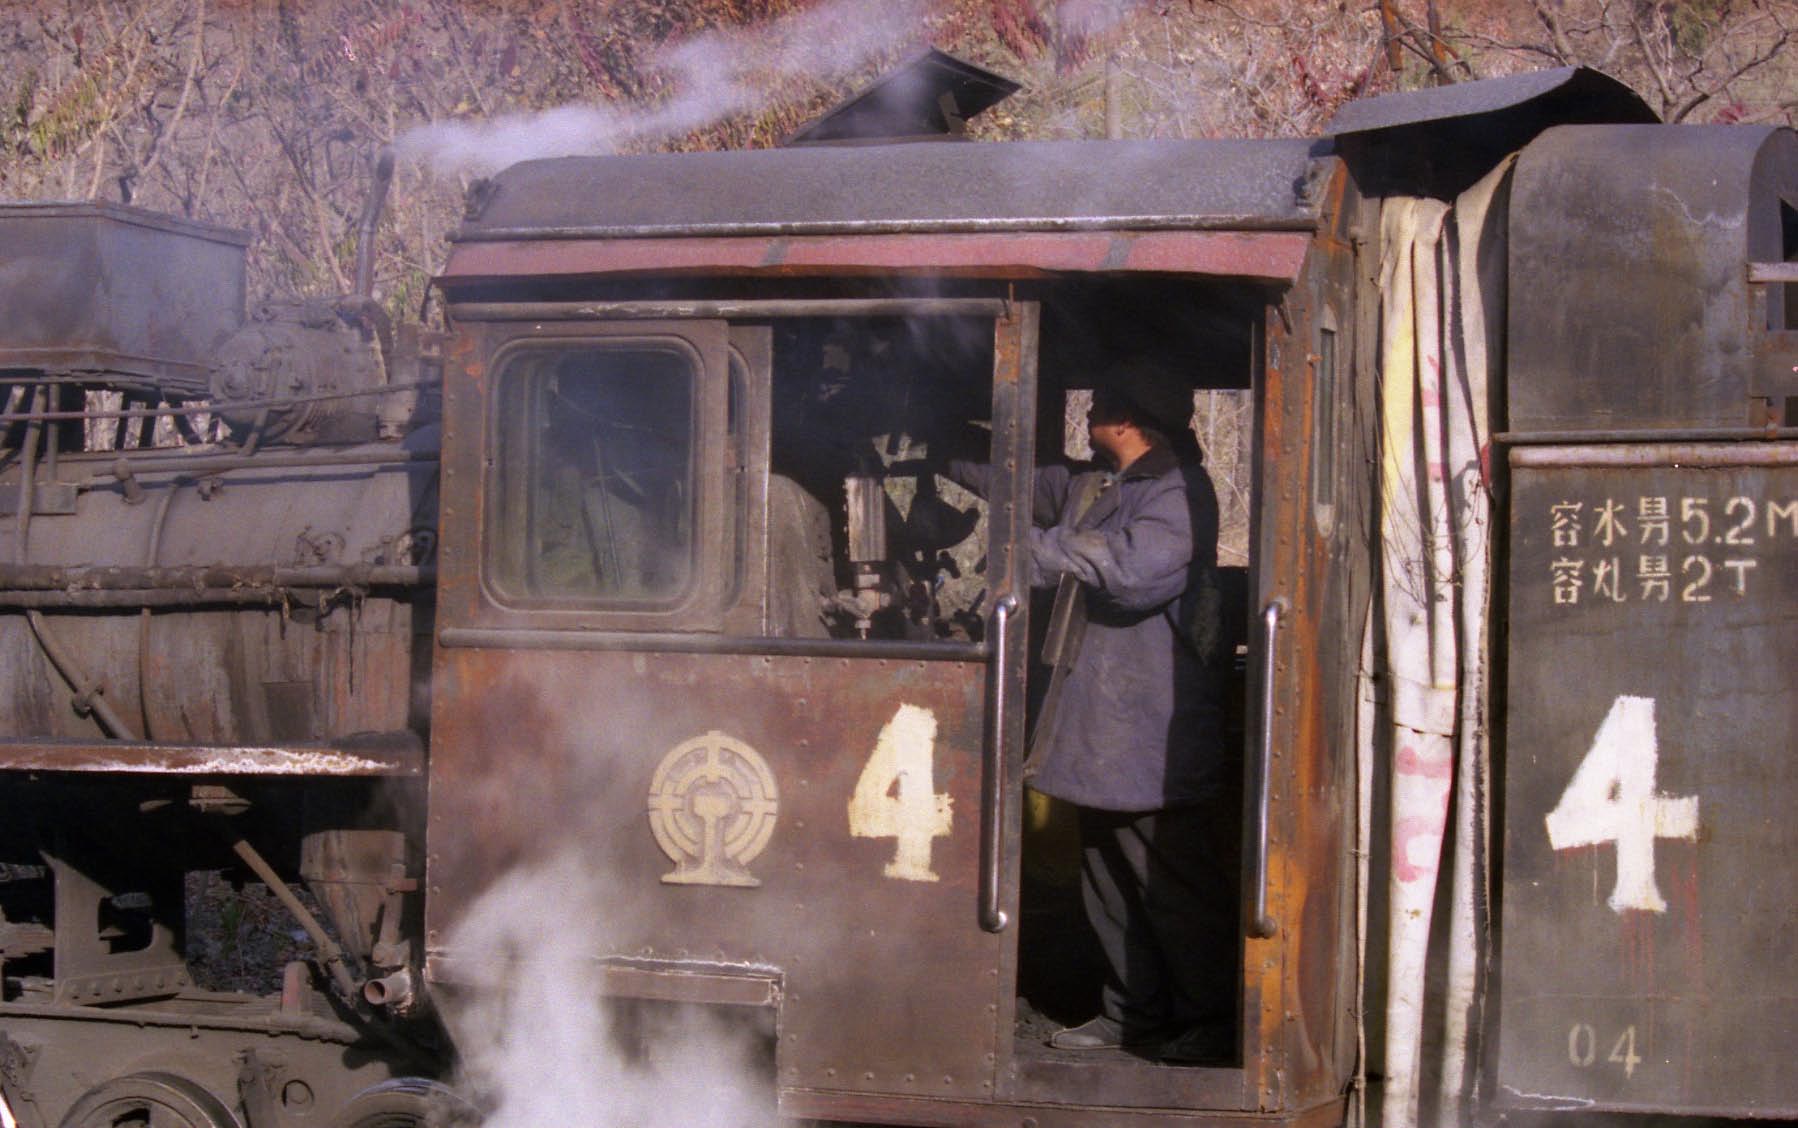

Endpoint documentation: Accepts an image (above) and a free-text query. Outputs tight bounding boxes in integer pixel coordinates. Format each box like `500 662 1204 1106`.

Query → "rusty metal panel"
0 202 246 387
439 230 1314 287
0 447 432 745
1498 446 1798 1115
1507 125 1798 434
425 647 1006 1101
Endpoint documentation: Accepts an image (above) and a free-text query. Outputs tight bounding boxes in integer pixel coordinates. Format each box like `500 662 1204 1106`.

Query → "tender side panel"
1498 444 1798 1116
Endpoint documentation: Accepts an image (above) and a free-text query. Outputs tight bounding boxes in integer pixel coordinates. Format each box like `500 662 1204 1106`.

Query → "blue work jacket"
953 445 1224 811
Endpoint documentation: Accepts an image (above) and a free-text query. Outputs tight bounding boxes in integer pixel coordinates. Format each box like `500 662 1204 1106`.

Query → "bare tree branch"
1530 0 1578 63
1671 28 1791 122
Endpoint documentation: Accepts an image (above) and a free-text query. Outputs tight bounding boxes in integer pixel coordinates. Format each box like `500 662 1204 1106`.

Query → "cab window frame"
474 319 733 634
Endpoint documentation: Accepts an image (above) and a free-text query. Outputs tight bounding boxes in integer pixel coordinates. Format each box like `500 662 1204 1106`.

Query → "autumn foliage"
1 0 1792 311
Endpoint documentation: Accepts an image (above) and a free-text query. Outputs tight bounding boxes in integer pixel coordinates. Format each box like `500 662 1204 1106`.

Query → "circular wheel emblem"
647 730 779 887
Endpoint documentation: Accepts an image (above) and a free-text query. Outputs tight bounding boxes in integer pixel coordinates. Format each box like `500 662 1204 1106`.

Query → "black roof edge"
785 47 1020 146
1323 66 1658 199
1323 66 1656 136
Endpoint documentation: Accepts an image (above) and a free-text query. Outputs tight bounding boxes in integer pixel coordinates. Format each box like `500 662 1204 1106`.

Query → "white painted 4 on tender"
1544 694 1700 914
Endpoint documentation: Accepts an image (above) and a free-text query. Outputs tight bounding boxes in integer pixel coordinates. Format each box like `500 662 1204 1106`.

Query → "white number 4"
1545 695 1699 913
848 705 953 882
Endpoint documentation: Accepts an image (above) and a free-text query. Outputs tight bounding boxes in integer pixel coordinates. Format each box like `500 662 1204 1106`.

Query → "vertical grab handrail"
1249 597 1288 938
980 593 1019 933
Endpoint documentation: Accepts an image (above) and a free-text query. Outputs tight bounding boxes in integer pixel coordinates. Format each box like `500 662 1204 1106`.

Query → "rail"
979 593 1019 934
1248 597 1287 939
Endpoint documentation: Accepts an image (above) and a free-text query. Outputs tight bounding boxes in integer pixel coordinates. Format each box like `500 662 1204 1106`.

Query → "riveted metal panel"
424 645 1006 1101
1498 444 1798 1115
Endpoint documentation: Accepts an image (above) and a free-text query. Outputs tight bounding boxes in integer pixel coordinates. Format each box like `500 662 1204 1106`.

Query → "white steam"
397 0 927 175
446 849 776 1128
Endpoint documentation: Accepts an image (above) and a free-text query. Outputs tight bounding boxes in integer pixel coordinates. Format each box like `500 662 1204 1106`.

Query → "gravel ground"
183 870 321 995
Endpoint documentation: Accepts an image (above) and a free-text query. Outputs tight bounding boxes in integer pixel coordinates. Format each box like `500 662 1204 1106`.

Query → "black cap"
1105 357 1194 439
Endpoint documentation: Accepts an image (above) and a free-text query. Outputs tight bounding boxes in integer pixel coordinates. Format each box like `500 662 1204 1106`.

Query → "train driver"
950 356 1236 1062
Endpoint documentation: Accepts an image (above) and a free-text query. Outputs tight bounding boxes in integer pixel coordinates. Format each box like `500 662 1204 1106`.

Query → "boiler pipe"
0 563 432 590
226 834 360 1002
354 147 396 299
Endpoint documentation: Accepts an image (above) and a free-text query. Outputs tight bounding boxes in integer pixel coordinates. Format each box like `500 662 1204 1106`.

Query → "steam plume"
447 849 777 1128
398 0 927 175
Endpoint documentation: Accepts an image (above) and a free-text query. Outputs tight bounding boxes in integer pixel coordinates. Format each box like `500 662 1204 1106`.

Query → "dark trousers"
1078 798 1240 1039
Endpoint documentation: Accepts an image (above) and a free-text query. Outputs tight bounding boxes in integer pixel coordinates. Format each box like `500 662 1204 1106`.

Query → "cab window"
488 342 697 607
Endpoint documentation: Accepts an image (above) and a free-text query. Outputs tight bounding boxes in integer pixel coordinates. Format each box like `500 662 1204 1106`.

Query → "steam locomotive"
0 55 1792 1128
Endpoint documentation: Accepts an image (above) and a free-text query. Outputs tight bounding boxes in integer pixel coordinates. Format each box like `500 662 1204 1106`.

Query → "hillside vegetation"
3 1 1791 307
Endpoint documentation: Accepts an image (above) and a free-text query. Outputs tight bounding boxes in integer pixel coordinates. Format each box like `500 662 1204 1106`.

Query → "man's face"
1087 391 1133 464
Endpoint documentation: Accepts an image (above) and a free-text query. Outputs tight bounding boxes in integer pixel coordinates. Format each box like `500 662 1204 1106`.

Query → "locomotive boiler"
0 56 1793 1128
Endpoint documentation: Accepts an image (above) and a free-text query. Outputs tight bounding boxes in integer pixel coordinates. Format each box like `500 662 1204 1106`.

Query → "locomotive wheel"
57 1072 237 1128
330 1078 478 1128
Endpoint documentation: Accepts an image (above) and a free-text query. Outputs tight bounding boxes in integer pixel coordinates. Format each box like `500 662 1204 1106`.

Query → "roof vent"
785 48 1019 146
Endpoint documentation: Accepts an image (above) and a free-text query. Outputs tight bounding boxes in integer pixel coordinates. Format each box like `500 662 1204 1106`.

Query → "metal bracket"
1747 263 1797 399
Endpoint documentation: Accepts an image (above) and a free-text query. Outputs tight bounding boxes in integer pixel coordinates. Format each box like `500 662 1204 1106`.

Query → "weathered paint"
1498 453 1798 1115
440 230 1313 285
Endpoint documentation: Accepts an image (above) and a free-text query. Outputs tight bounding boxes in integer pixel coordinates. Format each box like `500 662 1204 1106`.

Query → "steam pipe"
354 147 396 299
13 385 45 564
0 377 442 427
0 563 433 591
12 385 139 740
88 448 438 490
363 967 415 1010
25 610 137 739
137 484 180 741
226 833 360 1002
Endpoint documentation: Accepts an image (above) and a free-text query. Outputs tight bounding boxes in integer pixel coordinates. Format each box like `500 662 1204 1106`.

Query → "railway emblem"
647 730 780 887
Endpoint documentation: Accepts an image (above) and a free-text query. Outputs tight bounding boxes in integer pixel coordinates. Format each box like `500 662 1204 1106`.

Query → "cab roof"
452 137 1327 243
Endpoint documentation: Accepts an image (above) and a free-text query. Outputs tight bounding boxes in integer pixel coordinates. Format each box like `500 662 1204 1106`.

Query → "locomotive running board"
0 731 424 776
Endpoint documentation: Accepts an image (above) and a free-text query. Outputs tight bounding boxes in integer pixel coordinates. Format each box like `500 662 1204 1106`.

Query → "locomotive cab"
419 114 1364 1122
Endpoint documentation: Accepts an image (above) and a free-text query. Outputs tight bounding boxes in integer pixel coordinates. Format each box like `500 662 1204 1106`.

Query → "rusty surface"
1498 456 1798 1114
1148 154 1368 1117
0 202 247 393
0 441 433 744
0 563 431 591
0 732 422 776
440 230 1313 286
1510 440 1798 468
425 647 1007 1100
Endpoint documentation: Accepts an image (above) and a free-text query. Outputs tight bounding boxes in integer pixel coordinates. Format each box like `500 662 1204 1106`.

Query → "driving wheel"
57 1072 236 1128
331 1078 478 1128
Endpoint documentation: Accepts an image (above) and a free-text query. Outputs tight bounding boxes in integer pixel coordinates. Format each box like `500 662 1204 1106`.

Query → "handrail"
980 593 1019 933
1249 597 1288 939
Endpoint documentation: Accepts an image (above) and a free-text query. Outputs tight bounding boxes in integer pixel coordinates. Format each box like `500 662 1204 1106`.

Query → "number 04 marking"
1544 696 1699 913
848 705 953 882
